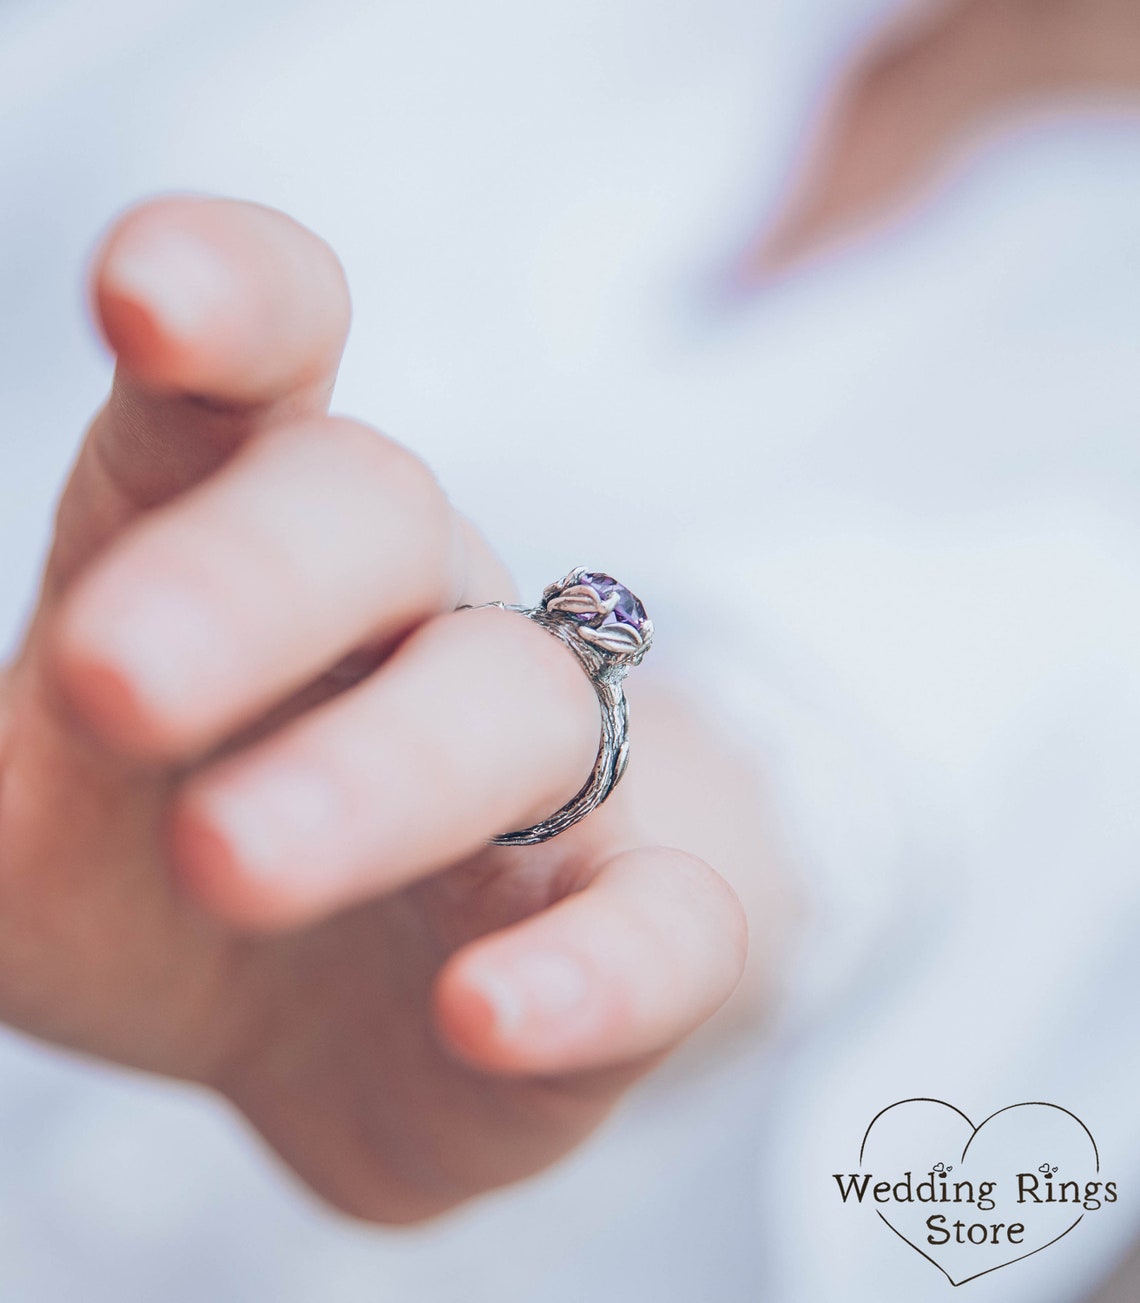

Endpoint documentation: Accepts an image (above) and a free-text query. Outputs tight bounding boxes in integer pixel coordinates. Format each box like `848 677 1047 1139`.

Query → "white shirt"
1 1 1138 1299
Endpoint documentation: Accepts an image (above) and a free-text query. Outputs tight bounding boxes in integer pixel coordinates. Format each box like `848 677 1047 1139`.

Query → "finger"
52 416 513 757
433 846 747 1076
50 195 351 585
742 0 1131 276
170 604 602 928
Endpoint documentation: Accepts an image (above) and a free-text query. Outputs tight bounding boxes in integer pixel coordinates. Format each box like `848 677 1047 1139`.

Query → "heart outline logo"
850 1098 1104 1287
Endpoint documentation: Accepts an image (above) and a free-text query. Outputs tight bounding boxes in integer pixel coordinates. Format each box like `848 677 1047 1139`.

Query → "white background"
1 1 1139 1298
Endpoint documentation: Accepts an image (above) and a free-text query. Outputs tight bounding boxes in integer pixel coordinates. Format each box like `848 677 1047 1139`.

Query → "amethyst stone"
576 572 646 630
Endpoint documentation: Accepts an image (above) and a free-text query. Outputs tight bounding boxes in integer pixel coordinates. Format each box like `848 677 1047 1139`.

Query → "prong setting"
541 569 652 667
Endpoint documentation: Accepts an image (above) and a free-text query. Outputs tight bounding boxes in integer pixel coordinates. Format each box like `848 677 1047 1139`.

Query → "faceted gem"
576 572 646 629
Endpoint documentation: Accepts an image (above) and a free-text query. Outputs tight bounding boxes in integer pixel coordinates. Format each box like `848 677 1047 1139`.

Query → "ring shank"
455 601 632 846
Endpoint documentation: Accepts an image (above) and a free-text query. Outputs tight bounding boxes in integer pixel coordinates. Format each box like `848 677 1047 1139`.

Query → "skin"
2 0 1129 1239
0 195 790 1224
748 0 1140 275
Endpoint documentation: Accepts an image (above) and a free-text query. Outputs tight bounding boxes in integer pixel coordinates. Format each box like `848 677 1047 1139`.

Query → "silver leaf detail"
577 623 643 653
547 584 607 615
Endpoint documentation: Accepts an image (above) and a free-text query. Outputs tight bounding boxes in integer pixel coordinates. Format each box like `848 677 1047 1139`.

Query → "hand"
0 196 754 1222
746 0 1140 274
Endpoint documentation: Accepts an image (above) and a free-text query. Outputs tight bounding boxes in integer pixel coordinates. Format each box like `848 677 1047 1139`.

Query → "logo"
833 1099 1117 1286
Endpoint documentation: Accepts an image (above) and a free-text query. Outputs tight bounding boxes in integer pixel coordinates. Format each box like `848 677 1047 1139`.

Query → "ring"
457 567 654 846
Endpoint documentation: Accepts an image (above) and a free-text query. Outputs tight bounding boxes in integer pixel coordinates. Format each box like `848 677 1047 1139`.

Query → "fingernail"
470 951 589 1040
104 225 230 341
90 585 221 718
203 763 342 881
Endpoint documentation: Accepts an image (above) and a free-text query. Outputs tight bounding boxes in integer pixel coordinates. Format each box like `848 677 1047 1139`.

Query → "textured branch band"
457 568 653 846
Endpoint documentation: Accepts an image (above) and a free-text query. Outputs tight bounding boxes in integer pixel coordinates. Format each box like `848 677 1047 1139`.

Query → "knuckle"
268 415 454 544
323 417 449 516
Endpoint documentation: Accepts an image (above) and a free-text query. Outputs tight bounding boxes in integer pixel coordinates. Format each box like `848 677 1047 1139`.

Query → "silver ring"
457 567 654 846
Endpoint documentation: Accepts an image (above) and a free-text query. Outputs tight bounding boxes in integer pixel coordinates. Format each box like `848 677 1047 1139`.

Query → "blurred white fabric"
1 0 1139 1299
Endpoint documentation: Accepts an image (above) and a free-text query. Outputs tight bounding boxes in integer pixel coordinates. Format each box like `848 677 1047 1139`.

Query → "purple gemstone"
577 572 646 629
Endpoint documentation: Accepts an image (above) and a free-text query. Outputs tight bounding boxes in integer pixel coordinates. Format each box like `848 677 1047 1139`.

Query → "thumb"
432 845 748 1078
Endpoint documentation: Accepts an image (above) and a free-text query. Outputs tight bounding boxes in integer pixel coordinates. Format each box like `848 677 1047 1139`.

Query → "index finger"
50 196 351 586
